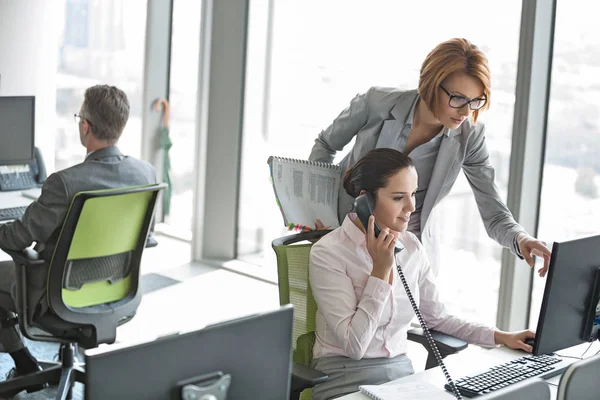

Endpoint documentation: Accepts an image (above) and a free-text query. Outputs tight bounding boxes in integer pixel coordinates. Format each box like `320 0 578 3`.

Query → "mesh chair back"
275 244 317 355
272 230 331 367
50 188 154 308
45 184 165 346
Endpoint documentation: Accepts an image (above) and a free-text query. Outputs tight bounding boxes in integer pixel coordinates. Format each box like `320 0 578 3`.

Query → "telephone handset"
31 147 47 185
354 192 463 399
354 192 405 253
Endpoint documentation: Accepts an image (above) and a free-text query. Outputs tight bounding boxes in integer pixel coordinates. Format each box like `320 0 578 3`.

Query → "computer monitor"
532 235 600 355
0 96 35 165
85 305 293 400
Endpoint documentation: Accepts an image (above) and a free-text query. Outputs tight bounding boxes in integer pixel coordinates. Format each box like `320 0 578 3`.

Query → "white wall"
0 0 63 172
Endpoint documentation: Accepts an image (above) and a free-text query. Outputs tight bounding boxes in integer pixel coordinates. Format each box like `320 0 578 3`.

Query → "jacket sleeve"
462 124 527 256
308 89 372 163
0 173 69 251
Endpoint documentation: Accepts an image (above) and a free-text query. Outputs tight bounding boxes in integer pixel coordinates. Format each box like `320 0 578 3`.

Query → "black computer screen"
0 96 35 165
533 235 600 355
85 305 293 400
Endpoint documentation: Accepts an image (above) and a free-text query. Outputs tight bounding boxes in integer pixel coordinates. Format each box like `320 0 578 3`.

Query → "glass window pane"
530 0 600 328
240 0 522 325
163 0 201 236
55 0 147 171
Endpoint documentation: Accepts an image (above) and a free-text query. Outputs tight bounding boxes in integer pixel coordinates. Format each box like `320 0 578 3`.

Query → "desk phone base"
0 172 37 191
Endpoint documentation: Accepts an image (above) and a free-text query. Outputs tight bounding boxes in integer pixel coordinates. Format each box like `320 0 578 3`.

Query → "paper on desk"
359 380 454 400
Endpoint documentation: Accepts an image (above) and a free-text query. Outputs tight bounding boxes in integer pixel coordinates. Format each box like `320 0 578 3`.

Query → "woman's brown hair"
343 148 414 201
418 38 491 123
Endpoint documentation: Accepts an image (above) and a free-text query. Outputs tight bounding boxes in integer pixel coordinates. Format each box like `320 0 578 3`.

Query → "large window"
162 0 202 237
55 0 147 170
529 0 600 328
239 0 522 324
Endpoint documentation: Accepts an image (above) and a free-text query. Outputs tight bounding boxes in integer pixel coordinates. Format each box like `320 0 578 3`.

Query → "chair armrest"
0 247 45 266
291 362 328 393
408 328 468 355
272 230 333 247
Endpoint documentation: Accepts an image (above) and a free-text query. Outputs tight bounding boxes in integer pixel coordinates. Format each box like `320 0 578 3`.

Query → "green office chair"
0 183 166 400
272 230 468 400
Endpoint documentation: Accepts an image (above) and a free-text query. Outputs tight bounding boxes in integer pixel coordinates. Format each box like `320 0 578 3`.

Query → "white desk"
338 341 600 399
0 189 36 209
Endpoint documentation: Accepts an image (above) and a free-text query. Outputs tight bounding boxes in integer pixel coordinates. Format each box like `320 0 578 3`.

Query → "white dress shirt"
309 214 497 361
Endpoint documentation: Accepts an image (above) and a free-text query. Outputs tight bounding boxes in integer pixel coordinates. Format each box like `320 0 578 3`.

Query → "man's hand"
517 233 552 277
494 329 536 353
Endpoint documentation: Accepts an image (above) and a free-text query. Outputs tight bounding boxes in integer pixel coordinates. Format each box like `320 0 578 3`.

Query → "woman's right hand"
314 219 332 230
366 215 397 281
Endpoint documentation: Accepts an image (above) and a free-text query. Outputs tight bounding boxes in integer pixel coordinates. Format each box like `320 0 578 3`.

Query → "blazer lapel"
420 131 462 233
375 90 419 149
376 120 405 149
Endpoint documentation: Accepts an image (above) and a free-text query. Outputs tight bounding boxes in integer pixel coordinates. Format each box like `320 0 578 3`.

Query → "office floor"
2 234 428 399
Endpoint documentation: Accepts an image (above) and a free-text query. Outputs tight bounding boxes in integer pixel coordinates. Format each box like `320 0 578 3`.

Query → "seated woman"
309 148 534 400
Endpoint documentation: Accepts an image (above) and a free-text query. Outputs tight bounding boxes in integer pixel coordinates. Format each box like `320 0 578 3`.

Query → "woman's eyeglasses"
440 85 487 111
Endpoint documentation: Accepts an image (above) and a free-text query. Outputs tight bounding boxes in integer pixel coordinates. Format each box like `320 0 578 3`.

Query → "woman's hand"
314 219 332 230
366 215 398 282
494 329 536 352
517 233 552 277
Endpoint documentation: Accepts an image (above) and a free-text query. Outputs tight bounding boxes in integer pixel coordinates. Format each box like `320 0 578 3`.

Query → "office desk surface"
0 189 35 209
337 341 600 399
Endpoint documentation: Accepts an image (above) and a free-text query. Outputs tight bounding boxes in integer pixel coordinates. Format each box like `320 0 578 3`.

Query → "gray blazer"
0 146 156 318
309 87 526 257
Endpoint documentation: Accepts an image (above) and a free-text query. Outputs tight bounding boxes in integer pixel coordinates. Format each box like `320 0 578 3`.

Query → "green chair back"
46 183 166 347
272 230 332 400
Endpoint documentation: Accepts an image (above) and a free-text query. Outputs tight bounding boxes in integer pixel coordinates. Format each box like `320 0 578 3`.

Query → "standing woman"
309 38 551 276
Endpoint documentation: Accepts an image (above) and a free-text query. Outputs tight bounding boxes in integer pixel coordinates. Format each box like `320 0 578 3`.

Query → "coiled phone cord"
395 261 463 400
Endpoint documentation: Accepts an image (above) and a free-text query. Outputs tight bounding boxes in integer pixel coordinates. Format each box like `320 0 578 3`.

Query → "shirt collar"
342 213 367 248
85 150 96 160
84 146 123 161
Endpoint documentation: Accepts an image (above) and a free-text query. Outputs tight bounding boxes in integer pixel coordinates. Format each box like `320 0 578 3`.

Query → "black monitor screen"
533 235 600 355
0 96 35 165
85 306 293 400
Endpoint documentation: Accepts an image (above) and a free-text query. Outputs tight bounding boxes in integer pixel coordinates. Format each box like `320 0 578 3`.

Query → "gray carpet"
0 273 181 399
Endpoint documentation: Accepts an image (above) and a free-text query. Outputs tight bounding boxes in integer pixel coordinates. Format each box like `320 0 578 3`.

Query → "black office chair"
0 184 165 399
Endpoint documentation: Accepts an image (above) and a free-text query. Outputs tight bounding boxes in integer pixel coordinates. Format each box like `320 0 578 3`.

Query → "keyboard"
0 206 27 222
445 354 568 398
0 172 36 191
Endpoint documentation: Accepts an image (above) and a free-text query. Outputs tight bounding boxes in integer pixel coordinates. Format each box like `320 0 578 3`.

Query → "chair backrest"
46 183 166 347
272 230 331 366
557 353 600 400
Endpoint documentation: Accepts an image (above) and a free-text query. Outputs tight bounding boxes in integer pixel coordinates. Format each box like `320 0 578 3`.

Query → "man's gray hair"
81 85 130 142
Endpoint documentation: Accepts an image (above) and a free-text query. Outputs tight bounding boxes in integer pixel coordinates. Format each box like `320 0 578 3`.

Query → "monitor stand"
175 371 231 400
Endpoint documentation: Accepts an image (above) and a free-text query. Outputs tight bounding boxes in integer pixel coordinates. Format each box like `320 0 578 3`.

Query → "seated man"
0 85 156 383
